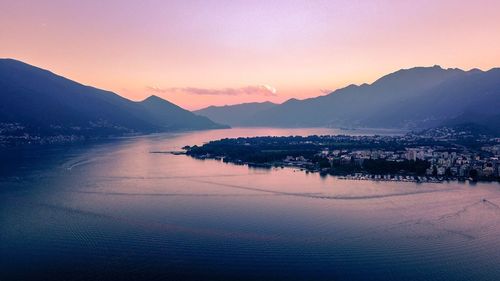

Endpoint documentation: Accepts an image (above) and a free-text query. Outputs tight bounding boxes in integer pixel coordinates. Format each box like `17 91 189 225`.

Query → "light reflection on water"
1 127 499 281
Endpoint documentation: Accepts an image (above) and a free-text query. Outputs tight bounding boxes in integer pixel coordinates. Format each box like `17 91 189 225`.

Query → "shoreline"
189 154 500 184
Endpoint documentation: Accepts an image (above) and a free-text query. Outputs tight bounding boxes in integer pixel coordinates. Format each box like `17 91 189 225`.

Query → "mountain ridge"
194 65 498 132
194 101 277 126
0 59 227 144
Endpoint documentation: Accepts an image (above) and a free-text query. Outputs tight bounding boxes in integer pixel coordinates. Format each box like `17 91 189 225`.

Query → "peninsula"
185 125 500 183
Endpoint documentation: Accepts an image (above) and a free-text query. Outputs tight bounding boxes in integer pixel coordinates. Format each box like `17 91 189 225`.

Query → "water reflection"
0 128 499 281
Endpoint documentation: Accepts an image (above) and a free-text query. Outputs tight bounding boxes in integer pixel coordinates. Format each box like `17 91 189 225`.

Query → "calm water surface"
1 128 500 281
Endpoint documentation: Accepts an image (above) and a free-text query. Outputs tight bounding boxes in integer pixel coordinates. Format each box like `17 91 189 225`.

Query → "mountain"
0 59 226 142
137 95 224 130
194 101 277 126
361 67 500 130
236 66 499 131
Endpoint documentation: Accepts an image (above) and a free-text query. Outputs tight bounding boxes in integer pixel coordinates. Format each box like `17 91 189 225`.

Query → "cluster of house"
316 144 500 179
0 122 85 145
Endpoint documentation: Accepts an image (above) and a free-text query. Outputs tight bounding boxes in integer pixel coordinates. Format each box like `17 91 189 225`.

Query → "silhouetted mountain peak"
0 58 32 67
142 95 171 104
234 64 499 130
0 58 226 140
1 58 61 79
372 65 461 86
466 68 483 74
140 94 185 113
144 94 162 101
345 84 360 90
284 98 300 104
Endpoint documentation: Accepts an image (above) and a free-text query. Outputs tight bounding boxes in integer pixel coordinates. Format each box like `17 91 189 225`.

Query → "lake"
1 128 499 281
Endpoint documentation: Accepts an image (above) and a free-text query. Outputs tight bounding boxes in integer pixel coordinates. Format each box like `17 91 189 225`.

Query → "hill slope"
239 66 499 131
0 59 225 141
194 102 277 126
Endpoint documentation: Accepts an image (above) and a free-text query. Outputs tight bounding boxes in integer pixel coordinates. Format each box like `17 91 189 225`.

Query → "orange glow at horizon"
1 0 500 110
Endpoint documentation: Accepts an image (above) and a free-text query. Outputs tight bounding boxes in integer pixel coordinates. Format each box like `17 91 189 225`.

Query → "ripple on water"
1 130 500 281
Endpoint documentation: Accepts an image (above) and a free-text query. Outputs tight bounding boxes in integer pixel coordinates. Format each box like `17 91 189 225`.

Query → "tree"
432 165 438 177
469 169 478 181
445 167 452 177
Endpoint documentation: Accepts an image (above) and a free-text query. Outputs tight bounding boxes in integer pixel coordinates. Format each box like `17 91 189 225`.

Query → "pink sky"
1 0 500 110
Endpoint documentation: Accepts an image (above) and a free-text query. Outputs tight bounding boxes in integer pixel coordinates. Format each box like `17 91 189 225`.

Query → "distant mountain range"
195 65 500 134
2 59 499 143
0 59 226 141
194 101 277 126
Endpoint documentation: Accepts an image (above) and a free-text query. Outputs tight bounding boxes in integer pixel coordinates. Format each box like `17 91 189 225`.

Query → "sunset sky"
1 0 500 110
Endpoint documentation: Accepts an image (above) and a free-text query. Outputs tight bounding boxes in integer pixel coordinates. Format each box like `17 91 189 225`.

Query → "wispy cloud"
147 85 277 96
320 89 332 94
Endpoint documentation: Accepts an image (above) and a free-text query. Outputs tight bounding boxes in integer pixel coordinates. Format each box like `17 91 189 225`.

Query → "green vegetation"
185 133 500 182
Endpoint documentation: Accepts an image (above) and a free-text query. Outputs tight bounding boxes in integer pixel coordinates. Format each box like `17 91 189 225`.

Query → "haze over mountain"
194 102 277 126
2 59 499 142
0 59 226 140
195 66 500 133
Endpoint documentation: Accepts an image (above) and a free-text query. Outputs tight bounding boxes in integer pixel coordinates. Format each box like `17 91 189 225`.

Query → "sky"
1 0 500 110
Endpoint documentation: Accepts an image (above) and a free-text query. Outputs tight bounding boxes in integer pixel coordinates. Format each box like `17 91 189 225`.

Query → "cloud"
320 88 333 94
147 85 277 96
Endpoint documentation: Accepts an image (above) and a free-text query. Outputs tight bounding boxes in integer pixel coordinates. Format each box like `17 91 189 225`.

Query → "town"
185 126 500 183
